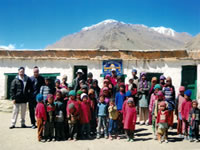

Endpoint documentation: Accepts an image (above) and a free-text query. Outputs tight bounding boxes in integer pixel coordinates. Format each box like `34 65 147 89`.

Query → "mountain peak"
81 19 124 31
151 26 176 37
46 19 193 50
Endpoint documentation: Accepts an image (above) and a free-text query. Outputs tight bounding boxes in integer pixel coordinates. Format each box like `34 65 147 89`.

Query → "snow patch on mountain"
82 19 125 31
151 26 176 37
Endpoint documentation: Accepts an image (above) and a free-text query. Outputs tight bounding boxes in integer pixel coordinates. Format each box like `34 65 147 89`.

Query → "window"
145 72 163 83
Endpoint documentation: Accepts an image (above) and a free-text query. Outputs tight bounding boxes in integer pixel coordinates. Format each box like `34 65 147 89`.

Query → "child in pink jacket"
149 84 161 125
181 89 192 140
35 94 47 142
123 98 137 142
176 86 185 138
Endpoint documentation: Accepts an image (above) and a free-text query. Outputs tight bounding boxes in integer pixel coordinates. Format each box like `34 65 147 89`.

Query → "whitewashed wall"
0 58 199 99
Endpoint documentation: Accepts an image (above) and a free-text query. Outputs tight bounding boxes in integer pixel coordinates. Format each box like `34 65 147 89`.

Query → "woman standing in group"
138 72 150 125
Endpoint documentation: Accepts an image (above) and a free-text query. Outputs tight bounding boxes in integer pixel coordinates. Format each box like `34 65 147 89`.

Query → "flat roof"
0 49 199 60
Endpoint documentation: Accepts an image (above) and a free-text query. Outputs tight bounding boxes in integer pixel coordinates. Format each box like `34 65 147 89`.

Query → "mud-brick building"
0 49 199 100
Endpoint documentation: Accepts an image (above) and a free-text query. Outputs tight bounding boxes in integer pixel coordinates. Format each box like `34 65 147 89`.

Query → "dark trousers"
90 118 97 134
81 123 90 138
108 119 118 135
44 122 54 139
29 100 37 125
190 121 199 140
55 122 65 140
125 129 134 139
69 123 78 139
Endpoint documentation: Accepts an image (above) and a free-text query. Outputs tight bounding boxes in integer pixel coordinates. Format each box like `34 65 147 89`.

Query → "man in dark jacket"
73 69 84 92
9 67 33 129
29 66 44 129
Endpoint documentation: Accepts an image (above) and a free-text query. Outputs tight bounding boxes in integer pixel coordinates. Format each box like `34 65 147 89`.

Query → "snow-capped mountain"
46 19 193 50
151 26 176 37
82 19 125 31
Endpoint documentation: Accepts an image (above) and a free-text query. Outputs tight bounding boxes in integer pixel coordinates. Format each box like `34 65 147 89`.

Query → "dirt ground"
0 111 199 150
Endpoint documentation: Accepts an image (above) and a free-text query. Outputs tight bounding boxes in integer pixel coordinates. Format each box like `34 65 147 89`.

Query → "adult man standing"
73 69 84 92
29 66 45 129
10 67 32 129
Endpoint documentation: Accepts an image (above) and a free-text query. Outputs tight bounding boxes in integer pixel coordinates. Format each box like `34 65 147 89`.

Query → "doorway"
181 65 197 100
73 66 88 81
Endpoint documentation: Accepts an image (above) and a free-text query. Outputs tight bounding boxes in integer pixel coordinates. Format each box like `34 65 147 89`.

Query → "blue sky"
0 0 199 49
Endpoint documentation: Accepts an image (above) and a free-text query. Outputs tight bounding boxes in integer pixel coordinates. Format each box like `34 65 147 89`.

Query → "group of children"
35 88 137 142
34 71 200 144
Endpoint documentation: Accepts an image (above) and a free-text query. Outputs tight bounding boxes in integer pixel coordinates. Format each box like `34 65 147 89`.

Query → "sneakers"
31 124 36 129
145 120 149 126
127 138 131 142
104 135 108 139
130 139 134 142
9 125 15 129
164 140 168 143
195 139 199 142
189 138 194 142
154 135 157 140
178 134 183 138
184 136 189 141
96 135 100 139
139 121 144 125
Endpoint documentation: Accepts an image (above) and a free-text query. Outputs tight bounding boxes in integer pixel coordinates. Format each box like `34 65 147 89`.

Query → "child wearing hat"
108 99 119 140
123 98 137 142
149 84 161 125
80 93 91 139
35 94 47 142
152 91 165 140
102 87 111 104
96 94 108 139
68 103 79 141
55 79 61 91
181 89 192 140
44 94 55 142
54 91 65 141
159 75 166 88
175 86 185 138
76 90 83 105
67 90 80 118
156 101 169 143
115 83 126 111
189 101 200 142
122 91 132 117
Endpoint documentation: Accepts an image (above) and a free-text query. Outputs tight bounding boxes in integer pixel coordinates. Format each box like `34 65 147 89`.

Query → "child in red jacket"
156 101 169 144
123 98 137 142
181 89 192 140
35 94 47 142
80 93 91 139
